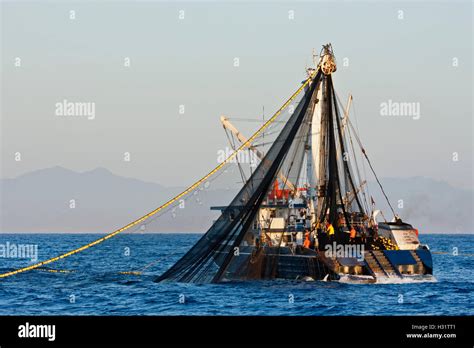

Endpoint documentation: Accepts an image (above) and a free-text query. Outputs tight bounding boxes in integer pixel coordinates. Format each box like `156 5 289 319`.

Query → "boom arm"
220 116 296 191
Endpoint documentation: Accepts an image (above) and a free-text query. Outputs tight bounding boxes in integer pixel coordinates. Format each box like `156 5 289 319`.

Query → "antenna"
312 48 318 66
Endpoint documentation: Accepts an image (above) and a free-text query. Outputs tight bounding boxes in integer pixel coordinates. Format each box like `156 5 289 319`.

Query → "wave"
337 274 437 284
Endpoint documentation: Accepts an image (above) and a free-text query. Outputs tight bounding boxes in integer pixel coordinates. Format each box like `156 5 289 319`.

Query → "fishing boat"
155 44 433 284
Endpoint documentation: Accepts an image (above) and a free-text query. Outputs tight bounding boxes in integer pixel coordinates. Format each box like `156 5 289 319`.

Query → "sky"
1 0 472 189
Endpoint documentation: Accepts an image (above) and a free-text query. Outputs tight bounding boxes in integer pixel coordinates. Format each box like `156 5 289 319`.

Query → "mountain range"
0 166 472 233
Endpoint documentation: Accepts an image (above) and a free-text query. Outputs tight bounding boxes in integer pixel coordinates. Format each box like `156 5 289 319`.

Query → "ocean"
0 233 472 316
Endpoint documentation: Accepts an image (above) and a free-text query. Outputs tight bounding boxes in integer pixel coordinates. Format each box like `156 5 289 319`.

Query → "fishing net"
2 68 376 282
156 70 322 283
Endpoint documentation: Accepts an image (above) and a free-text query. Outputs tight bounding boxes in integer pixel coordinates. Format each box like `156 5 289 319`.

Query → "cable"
347 119 396 217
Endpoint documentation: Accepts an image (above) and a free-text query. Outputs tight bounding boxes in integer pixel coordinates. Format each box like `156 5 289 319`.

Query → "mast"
305 65 322 230
312 43 370 241
315 75 328 221
309 79 322 190
315 44 336 222
312 44 362 239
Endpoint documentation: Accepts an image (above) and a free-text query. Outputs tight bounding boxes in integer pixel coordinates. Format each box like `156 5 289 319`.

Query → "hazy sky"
1 1 472 189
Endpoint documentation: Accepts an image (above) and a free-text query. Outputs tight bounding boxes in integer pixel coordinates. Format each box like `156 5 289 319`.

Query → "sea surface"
0 233 472 315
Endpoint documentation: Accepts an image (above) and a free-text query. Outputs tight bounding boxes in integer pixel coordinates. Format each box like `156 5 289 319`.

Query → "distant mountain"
0 167 234 233
0 167 472 233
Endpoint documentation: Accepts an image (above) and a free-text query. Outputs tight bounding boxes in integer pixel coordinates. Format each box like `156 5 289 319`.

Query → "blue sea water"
0 233 472 315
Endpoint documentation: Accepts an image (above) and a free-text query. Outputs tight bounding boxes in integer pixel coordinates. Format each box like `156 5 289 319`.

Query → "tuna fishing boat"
155 44 433 284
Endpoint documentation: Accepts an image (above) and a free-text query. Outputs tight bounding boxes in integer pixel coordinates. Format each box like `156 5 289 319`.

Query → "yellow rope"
118 271 142 276
36 268 74 274
0 72 317 279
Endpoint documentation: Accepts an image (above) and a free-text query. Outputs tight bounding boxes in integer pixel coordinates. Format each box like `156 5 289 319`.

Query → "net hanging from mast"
156 70 323 283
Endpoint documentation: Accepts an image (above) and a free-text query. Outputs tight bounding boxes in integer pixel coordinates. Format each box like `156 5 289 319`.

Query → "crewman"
303 231 311 248
315 222 324 250
349 226 356 244
326 222 335 242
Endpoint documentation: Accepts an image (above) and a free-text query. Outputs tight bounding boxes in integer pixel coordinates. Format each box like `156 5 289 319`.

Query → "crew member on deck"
316 222 325 250
303 230 311 248
326 222 335 243
349 226 356 244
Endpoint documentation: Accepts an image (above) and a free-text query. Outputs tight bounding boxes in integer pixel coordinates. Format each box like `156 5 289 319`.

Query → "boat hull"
221 246 433 282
